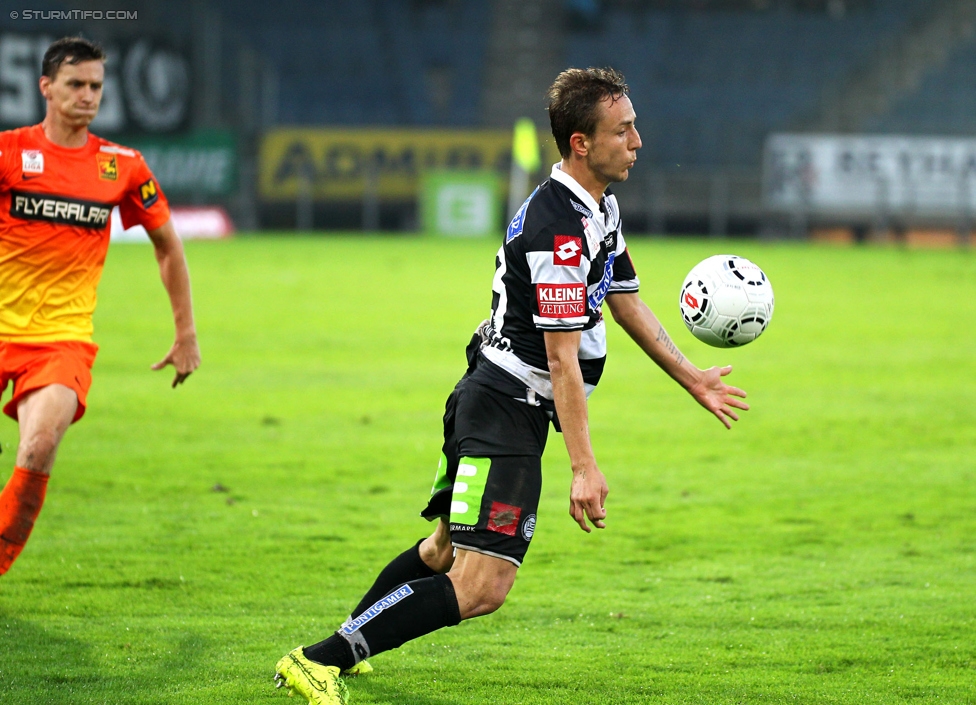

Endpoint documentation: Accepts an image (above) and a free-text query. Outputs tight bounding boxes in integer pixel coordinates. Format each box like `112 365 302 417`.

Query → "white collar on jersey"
549 162 604 219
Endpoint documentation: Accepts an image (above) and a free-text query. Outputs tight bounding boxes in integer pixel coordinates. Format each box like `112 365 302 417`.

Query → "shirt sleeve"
118 152 171 231
525 218 591 331
0 132 19 191
609 230 640 293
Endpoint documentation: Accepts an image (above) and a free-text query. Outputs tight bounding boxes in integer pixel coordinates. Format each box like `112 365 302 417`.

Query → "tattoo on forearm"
656 326 685 365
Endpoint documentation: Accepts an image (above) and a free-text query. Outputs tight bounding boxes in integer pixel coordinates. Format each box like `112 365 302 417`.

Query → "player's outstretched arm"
146 219 201 388
605 292 748 429
544 330 609 532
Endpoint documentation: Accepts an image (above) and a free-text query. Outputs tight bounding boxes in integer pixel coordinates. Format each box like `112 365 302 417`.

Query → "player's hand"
152 335 201 388
689 365 749 429
569 465 609 533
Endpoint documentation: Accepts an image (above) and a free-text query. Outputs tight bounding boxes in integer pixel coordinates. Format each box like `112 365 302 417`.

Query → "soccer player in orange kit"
0 37 201 575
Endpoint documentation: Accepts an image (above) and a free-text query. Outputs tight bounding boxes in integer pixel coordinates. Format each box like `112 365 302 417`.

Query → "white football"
679 255 774 348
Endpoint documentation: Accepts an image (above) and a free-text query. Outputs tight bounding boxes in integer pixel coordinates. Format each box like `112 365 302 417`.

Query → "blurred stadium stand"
230 0 491 127
1 0 975 234
568 0 926 168
560 0 946 233
860 2 976 136
868 37 976 136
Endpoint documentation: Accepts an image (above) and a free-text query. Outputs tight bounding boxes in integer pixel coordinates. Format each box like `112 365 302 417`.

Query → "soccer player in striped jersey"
275 67 748 704
0 37 200 576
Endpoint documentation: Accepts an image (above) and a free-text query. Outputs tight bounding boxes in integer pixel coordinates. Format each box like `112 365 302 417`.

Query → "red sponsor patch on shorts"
553 235 583 266
536 283 586 318
486 501 522 536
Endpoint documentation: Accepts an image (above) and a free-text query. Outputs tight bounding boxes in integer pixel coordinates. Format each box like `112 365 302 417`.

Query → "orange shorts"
0 341 98 423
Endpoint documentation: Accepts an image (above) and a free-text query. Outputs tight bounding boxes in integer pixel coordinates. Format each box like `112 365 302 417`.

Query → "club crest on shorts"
486 501 521 536
521 514 536 541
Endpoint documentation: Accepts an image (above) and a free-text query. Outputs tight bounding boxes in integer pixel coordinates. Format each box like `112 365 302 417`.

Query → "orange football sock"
0 466 49 575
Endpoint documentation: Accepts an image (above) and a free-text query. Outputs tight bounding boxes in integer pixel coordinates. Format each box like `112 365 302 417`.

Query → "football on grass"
679 255 774 348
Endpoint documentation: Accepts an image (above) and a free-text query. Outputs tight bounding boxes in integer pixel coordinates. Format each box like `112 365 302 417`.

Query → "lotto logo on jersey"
537 283 586 318
553 235 583 266
21 150 43 175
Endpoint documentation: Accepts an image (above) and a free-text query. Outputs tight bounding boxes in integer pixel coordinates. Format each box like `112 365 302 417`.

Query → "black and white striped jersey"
478 163 639 401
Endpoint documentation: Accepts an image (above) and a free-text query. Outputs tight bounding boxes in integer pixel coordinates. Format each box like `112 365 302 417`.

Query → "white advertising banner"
110 206 234 242
763 134 976 219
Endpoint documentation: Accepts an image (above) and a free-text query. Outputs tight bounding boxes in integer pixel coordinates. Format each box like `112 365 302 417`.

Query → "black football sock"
303 634 356 672
337 573 461 664
350 539 438 619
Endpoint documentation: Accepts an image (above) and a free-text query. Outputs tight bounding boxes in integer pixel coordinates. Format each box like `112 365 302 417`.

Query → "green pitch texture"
1 235 974 704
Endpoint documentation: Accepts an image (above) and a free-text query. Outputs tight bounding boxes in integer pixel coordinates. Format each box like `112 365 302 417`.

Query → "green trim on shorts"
449 456 490 526
430 452 451 495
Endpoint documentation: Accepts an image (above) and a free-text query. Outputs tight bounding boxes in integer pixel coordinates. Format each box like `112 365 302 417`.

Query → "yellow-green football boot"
342 660 372 676
274 647 349 705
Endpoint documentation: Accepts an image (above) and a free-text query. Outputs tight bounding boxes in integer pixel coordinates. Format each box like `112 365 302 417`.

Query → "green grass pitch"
1 234 974 704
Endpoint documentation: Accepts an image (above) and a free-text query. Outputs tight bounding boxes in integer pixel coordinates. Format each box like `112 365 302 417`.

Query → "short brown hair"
547 67 629 158
42 37 106 79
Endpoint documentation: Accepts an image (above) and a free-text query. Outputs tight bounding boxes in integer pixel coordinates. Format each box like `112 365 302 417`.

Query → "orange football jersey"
0 124 171 343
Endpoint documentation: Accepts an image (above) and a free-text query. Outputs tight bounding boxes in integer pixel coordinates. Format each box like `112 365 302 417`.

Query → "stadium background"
3 0 975 240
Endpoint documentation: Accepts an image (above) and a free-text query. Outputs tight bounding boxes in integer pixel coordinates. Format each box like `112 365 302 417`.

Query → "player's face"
584 94 641 184
40 60 104 127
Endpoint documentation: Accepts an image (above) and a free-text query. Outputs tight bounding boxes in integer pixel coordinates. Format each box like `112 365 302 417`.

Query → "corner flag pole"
508 118 541 222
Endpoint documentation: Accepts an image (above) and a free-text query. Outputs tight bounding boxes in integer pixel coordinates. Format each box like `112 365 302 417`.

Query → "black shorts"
421 374 551 566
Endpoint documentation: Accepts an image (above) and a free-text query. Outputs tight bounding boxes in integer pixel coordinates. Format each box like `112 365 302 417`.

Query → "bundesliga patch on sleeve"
139 178 159 208
553 234 583 267
536 283 586 318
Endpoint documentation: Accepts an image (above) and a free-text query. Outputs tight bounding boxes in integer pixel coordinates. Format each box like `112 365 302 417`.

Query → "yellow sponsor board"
259 128 560 201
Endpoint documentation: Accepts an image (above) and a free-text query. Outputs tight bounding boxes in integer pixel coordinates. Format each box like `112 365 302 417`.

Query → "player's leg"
276 451 537 701
274 380 546 701
419 515 455 572
14 383 78 472
347 517 454 622
293 449 540 672
0 384 78 574
445 547 518 618
340 384 465 623
332 519 452 677
277 548 516 697
310 381 544 652
276 390 462 696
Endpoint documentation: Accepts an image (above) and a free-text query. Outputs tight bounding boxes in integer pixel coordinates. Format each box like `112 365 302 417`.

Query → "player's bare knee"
420 526 454 573
461 583 509 619
481 585 509 614
16 448 54 471
431 543 455 573
18 430 61 468
450 565 514 619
